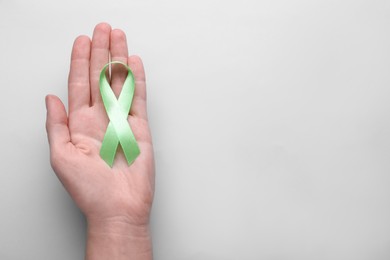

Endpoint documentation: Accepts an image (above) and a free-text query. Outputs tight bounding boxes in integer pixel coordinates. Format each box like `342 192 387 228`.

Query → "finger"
110 29 129 98
68 35 91 112
128 55 148 120
45 95 71 151
90 23 111 105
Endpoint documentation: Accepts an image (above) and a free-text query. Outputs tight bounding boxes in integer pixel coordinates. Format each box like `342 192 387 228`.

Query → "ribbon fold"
99 61 140 167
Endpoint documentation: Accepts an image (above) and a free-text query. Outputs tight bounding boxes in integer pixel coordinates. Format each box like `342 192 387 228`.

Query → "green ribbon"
99 61 140 167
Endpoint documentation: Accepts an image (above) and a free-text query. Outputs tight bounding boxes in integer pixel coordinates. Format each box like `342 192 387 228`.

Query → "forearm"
86 219 153 260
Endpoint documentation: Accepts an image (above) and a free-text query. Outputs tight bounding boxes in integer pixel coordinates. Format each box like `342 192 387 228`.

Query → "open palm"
45 23 154 227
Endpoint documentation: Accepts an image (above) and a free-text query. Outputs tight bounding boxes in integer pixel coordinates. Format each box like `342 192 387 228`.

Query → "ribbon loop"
99 61 140 167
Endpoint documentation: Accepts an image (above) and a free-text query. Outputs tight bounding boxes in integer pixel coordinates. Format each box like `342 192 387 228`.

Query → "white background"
1 0 390 259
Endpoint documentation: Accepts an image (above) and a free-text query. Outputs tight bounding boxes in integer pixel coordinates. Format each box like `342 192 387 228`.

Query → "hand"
45 23 154 259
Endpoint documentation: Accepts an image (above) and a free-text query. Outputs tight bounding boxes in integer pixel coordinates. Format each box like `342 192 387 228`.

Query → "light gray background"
1 0 390 259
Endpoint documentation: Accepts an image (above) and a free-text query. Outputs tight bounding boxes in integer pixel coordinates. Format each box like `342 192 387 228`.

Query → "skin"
45 23 154 259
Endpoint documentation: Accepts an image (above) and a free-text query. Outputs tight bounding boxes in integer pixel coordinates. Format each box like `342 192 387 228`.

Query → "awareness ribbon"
99 61 140 167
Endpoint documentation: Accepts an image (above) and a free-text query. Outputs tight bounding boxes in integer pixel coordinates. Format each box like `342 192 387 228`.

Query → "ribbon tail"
120 132 140 165
100 122 119 167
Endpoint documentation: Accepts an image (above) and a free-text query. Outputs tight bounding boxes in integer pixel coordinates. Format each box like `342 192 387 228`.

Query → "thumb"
45 95 71 150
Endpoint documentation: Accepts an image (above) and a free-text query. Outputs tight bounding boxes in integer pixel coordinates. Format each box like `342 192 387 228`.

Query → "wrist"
86 217 152 260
